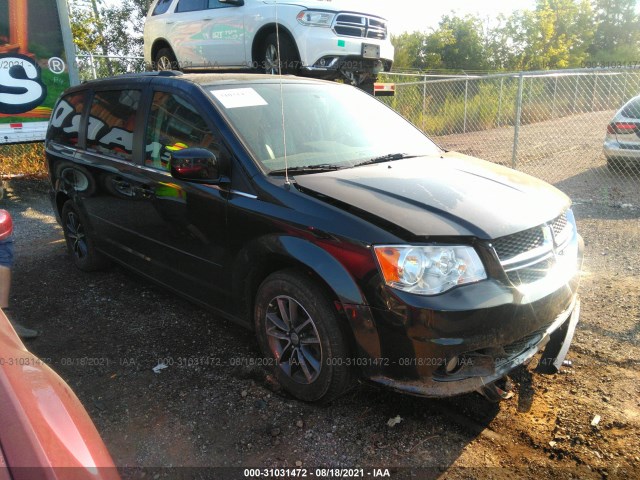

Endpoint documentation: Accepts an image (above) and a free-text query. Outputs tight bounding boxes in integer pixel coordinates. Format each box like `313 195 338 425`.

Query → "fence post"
511 73 524 170
497 77 504 127
89 53 97 80
591 73 598 112
572 74 580 113
422 75 427 133
463 77 469 133
552 75 558 118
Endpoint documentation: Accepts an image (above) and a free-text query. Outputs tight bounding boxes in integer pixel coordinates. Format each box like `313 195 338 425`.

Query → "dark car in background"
45 72 583 403
604 95 640 172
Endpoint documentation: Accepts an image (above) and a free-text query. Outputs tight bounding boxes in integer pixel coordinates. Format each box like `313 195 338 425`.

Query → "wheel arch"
235 235 367 351
251 23 301 65
151 39 175 63
55 191 71 219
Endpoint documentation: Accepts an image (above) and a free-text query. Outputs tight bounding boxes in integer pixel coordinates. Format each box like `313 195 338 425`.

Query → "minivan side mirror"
219 0 244 6
169 148 228 184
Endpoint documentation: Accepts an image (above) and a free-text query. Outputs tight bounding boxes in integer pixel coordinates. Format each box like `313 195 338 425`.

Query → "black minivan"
46 72 583 402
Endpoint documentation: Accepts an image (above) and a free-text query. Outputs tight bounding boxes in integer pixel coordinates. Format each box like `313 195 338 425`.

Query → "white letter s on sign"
0 54 48 115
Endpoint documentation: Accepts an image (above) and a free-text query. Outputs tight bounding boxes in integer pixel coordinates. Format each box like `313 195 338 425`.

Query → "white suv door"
169 0 245 67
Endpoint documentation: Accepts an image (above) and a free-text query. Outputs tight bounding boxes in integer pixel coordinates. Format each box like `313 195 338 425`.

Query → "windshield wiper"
354 153 417 167
269 164 344 175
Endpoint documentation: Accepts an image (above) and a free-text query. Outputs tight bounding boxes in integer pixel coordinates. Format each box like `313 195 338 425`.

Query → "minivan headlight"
374 245 487 295
296 10 335 27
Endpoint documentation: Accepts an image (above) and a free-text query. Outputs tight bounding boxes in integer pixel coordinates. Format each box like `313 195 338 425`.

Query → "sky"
371 0 537 34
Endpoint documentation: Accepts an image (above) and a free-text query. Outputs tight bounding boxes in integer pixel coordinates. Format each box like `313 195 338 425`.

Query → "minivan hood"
294 153 571 240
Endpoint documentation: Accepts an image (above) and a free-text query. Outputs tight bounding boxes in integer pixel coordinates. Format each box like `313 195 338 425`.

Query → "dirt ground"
1 176 639 480
436 109 640 207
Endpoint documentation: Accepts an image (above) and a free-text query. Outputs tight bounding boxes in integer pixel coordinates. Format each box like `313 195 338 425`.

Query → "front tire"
261 33 299 75
61 201 110 272
254 270 353 403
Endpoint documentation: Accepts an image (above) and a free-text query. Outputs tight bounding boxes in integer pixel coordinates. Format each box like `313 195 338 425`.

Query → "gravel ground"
1 176 639 480
434 109 640 206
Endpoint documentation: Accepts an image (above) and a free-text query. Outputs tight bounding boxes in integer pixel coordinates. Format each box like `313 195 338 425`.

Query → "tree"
506 0 594 70
435 15 489 71
69 0 151 57
589 0 640 62
390 15 488 72
391 31 427 71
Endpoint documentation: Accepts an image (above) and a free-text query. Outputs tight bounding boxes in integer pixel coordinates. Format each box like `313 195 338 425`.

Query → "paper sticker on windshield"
211 88 268 109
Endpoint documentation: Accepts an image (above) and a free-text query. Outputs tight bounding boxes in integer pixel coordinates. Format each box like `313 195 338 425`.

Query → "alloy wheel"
157 55 173 71
264 44 280 75
265 295 322 384
65 211 88 260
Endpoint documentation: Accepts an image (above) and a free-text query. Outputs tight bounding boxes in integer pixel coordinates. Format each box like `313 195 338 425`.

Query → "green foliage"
0 144 47 177
590 0 640 56
69 0 152 57
392 0 639 73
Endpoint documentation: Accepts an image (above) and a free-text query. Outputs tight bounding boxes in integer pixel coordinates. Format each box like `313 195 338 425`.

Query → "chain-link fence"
75 54 146 82
5 57 640 205
0 143 47 177
379 69 640 205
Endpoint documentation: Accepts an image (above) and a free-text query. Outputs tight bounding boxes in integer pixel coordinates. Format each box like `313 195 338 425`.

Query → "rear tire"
155 47 179 71
254 270 354 403
61 201 110 272
261 33 299 75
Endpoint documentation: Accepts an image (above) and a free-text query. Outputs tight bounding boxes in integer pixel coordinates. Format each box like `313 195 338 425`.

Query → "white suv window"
207 0 232 8
176 0 206 13
152 0 173 15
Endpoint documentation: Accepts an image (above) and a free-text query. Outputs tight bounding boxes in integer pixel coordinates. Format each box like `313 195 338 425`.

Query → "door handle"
166 20 175 25
60 147 76 156
136 186 155 198
111 179 136 198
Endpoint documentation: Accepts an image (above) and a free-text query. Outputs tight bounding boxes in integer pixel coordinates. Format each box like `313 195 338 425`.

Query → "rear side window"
49 91 87 146
86 90 141 162
176 0 206 12
152 0 174 15
621 98 640 119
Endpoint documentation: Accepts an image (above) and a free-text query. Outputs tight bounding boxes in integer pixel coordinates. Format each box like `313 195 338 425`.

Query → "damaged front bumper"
344 233 584 398
369 295 580 397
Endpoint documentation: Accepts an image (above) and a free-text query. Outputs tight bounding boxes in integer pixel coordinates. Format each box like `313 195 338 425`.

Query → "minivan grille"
493 211 573 286
493 226 545 261
505 257 554 285
551 212 567 238
333 14 387 40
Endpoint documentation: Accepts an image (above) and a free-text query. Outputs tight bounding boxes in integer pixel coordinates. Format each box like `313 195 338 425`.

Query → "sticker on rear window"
211 88 268 109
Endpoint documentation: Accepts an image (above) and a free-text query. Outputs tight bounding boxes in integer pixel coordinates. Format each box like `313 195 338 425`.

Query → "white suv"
143 0 394 86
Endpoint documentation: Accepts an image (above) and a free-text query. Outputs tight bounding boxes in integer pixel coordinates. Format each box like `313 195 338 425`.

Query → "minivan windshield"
206 82 442 174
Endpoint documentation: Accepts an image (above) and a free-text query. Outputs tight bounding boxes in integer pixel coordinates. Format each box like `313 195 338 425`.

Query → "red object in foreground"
0 309 119 480
0 210 13 241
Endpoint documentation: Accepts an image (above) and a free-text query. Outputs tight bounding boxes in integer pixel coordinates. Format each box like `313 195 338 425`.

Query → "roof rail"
157 70 184 76
82 71 183 83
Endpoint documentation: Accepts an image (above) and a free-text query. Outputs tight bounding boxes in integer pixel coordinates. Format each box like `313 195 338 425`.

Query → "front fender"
234 234 383 363
235 234 368 307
